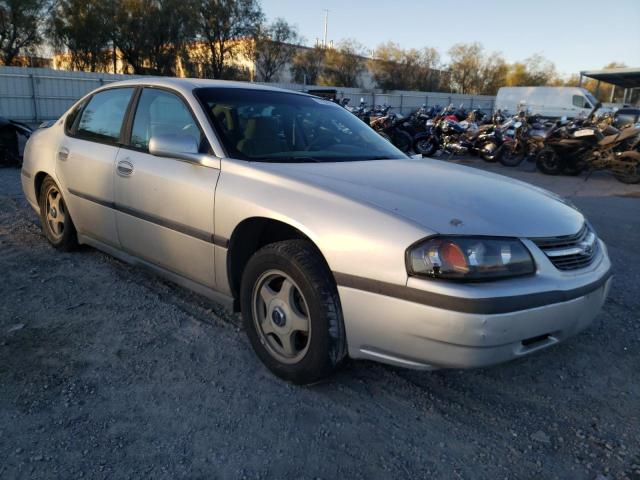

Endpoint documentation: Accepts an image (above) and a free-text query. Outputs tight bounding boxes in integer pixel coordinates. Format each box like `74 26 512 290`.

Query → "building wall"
51 41 378 88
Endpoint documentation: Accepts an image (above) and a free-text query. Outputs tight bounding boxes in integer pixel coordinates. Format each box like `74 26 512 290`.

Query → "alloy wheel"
44 185 66 240
252 270 311 364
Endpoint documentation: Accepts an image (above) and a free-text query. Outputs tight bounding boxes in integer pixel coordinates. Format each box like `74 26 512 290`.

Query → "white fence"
0 66 138 126
261 82 496 115
0 66 495 126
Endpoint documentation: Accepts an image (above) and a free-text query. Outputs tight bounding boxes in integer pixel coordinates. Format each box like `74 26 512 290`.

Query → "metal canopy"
580 67 640 88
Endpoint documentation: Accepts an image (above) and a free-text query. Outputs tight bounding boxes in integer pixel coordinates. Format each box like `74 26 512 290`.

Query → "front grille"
531 224 599 271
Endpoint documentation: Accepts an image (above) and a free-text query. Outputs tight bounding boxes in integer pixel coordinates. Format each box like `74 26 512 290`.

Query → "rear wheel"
241 240 346 384
536 148 562 175
613 160 640 184
39 176 77 250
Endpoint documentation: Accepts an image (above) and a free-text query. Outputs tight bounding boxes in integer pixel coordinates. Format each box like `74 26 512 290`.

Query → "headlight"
407 236 535 281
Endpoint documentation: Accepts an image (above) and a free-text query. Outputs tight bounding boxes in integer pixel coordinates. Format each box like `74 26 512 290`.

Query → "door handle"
58 147 69 162
117 159 134 177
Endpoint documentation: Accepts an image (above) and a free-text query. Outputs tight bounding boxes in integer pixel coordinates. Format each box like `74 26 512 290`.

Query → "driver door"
114 87 220 288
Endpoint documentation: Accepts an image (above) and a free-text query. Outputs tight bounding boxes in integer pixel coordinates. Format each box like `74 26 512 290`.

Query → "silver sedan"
21 78 612 384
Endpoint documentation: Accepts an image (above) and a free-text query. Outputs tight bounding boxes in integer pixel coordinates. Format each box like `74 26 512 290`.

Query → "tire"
480 142 500 162
413 136 437 157
39 176 78 250
392 131 412 152
240 240 346 384
378 131 392 143
499 141 524 167
536 148 562 175
613 161 640 184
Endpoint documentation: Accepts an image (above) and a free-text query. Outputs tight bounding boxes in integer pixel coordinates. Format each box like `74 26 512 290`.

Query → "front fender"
214 158 430 292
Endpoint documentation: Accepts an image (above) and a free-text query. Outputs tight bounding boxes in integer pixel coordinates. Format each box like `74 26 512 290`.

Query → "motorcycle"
370 112 413 152
536 103 640 183
350 98 372 124
499 113 551 167
414 106 503 157
466 123 505 161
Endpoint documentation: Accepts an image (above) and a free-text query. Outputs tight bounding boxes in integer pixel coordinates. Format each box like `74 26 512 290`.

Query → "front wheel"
241 240 346 384
536 148 562 175
499 141 525 167
413 136 437 157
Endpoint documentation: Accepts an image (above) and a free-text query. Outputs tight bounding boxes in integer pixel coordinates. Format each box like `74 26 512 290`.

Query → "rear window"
76 88 134 142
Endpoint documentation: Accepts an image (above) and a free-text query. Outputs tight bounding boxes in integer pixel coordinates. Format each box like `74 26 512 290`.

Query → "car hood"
260 158 584 238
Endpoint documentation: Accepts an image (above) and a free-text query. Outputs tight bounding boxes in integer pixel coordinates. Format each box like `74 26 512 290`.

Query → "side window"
64 99 87 134
572 95 587 108
130 89 202 151
76 88 134 142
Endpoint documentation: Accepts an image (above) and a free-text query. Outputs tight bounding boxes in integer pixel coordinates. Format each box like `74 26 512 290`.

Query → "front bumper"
339 243 612 370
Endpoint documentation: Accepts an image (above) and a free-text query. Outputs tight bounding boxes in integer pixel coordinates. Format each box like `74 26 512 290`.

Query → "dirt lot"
1 161 639 480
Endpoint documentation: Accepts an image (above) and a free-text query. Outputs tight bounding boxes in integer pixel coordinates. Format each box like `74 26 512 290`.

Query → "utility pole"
323 9 329 48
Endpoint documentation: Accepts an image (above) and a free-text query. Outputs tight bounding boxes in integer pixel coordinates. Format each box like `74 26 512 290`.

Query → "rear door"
57 87 135 246
114 87 220 287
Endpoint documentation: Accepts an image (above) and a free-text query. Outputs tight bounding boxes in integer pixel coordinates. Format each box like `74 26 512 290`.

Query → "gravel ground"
0 164 639 480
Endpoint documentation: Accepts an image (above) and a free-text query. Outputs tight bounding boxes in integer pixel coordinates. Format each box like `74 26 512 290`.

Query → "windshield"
585 92 598 108
195 88 406 162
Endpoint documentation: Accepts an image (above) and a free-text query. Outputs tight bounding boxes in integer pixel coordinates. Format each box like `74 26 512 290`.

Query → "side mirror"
149 134 219 168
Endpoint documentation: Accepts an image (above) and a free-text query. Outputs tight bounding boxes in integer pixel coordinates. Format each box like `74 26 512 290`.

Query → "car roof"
102 77 308 98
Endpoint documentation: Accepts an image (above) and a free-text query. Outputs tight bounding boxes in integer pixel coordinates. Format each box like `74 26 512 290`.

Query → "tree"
478 52 508 95
506 54 558 86
413 47 444 92
114 0 197 75
290 45 325 85
369 42 417 91
196 0 263 79
369 42 444 91
320 39 366 87
254 18 298 82
49 0 113 72
0 0 47 66
448 42 509 95
447 42 483 94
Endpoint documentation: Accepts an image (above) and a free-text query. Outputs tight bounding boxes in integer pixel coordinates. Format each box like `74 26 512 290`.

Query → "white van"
495 86 599 118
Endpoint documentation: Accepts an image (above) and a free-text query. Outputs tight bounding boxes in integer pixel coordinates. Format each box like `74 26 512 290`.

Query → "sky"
260 0 640 78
